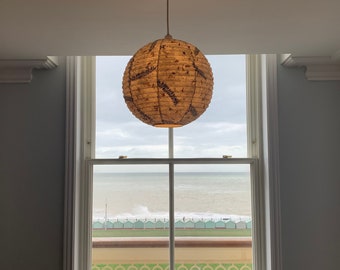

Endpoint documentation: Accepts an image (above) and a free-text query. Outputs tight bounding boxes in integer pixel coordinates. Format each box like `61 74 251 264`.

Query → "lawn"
92 229 251 237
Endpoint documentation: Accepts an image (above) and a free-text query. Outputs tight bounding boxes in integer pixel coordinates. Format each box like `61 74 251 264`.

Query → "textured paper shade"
122 36 213 128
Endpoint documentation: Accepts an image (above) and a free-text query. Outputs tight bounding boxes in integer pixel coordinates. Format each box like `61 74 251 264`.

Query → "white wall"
277 63 340 270
0 57 66 269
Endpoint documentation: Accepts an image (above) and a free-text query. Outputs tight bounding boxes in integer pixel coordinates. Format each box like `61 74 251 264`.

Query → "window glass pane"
96 56 168 158
92 165 170 266
174 164 252 266
92 164 169 230
174 164 252 233
174 55 247 158
95 55 247 159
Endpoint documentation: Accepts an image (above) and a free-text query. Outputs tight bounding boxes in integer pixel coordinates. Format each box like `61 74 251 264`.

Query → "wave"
93 205 250 222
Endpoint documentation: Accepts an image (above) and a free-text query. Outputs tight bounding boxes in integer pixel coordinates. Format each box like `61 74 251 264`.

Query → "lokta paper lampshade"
122 35 213 128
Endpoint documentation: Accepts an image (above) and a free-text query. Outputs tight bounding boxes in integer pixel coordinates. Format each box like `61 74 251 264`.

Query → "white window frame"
63 55 282 270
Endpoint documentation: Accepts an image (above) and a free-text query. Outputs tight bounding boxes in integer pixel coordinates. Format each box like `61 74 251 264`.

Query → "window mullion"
169 162 175 270
168 127 174 159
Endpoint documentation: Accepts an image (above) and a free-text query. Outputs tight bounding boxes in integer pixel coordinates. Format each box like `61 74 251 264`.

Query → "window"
92 55 253 270
64 55 282 270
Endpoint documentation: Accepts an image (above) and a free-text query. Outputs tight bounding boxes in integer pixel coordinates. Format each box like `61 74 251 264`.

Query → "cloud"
96 120 247 158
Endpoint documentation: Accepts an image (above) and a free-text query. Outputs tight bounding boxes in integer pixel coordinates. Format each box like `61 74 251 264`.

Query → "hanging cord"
166 0 172 38
167 0 170 35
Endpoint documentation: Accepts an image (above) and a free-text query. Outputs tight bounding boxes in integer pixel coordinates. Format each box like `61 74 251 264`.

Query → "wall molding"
63 56 96 270
246 55 283 270
281 54 340 81
0 56 58 83
263 55 282 270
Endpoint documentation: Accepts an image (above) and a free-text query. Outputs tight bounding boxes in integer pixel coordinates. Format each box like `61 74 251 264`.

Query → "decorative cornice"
281 54 340 81
0 56 58 83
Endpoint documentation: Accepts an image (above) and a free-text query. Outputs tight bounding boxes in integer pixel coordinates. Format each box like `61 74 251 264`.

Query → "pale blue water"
93 172 251 221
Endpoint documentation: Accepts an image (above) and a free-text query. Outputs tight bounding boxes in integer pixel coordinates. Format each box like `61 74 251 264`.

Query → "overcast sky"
95 55 248 172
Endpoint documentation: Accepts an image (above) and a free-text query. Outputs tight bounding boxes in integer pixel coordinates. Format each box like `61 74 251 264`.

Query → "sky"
95 55 248 172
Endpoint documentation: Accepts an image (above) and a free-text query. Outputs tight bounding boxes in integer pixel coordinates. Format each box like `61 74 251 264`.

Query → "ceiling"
1 0 340 59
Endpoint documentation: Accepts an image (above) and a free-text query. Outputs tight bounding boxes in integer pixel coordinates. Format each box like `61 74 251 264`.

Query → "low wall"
92 237 252 265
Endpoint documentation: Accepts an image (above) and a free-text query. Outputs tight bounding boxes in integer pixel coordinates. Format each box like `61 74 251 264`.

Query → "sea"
92 172 251 222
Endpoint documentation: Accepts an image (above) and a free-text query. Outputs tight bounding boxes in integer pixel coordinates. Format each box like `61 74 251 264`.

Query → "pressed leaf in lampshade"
122 36 213 128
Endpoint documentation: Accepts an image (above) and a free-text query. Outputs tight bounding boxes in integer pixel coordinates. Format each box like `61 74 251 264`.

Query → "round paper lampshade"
122 35 213 128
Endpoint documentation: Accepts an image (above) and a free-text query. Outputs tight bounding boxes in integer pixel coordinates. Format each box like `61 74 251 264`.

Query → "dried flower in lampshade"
122 35 213 128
